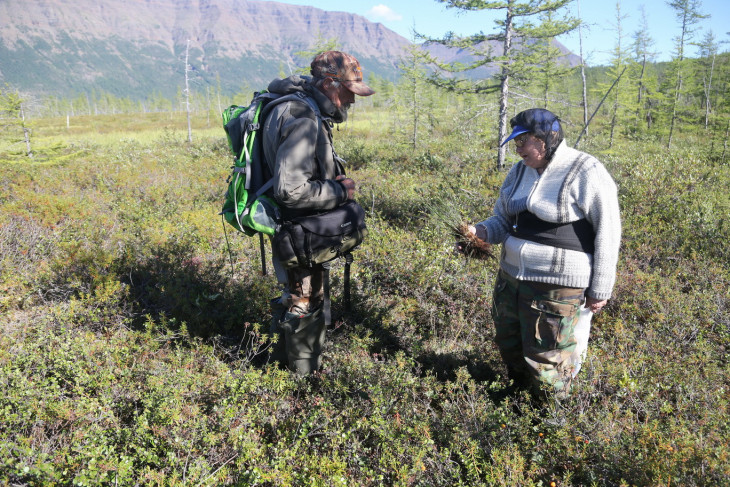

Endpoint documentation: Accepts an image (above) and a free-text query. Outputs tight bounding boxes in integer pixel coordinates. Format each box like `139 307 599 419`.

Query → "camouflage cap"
310 51 375 96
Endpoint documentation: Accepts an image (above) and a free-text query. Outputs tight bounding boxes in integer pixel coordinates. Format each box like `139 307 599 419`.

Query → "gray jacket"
262 75 347 219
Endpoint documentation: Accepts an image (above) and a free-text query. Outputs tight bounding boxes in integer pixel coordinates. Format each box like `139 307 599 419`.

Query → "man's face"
323 78 355 111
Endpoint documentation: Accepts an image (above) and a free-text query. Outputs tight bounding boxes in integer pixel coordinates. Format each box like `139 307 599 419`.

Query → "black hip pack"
511 211 595 254
273 201 368 268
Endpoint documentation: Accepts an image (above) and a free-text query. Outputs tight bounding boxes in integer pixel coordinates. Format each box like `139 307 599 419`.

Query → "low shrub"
1 113 728 485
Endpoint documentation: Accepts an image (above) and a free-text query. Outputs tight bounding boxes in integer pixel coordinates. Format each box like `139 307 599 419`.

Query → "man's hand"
336 175 356 200
585 297 607 313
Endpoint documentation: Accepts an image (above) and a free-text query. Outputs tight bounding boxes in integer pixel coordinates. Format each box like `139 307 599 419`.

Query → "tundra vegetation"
1 46 729 486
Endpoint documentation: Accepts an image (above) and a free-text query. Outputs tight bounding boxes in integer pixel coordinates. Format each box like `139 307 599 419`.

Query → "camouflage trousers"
491 269 586 398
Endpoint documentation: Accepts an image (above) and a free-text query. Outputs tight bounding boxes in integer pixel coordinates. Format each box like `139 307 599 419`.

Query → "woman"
469 108 621 398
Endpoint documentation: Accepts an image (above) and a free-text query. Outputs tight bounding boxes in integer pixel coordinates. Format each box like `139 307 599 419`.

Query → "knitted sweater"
478 140 621 300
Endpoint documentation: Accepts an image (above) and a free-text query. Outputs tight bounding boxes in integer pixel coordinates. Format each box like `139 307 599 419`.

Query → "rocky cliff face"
0 0 410 56
0 0 410 98
0 0 579 100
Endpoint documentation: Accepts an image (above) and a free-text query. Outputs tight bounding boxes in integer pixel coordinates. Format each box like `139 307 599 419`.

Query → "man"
262 51 375 375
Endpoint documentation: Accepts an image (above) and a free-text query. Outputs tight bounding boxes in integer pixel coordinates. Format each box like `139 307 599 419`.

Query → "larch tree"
529 10 578 109
632 6 658 130
696 30 718 130
666 0 709 148
398 41 434 149
0 86 33 158
419 0 579 169
604 1 633 148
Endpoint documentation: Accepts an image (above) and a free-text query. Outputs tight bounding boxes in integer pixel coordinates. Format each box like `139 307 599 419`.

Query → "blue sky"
262 0 727 66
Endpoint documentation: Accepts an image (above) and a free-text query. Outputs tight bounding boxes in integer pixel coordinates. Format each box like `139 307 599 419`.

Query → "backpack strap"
254 92 322 200
255 93 322 277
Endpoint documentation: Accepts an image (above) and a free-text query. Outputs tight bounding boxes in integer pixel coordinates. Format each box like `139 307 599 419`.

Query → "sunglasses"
513 133 531 148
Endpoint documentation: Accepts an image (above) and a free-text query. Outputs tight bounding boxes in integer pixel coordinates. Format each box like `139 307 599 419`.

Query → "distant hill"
0 0 412 99
422 39 582 80
0 0 580 100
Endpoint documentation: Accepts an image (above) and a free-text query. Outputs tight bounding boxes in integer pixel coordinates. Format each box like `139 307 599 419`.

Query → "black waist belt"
510 211 595 254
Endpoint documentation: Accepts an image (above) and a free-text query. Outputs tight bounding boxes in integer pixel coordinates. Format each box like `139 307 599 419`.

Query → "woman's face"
514 133 548 172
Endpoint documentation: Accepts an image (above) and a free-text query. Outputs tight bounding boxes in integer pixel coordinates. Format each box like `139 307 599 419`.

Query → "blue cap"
500 118 561 147
500 125 530 146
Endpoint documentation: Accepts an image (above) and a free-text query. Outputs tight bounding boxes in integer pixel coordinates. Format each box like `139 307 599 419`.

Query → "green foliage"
292 32 341 74
0 99 729 486
0 85 33 159
423 0 579 91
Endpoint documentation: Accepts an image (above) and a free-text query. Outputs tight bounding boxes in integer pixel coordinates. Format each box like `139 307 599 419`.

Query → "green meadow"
1 100 729 486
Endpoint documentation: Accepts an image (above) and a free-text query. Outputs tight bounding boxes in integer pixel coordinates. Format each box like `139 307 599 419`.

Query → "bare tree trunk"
575 67 626 148
722 119 729 164
206 85 211 128
668 73 681 148
497 8 514 170
20 102 33 158
217 74 223 116
577 0 588 129
637 54 646 127
411 52 419 150
412 74 418 150
704 51 715 130
185 39 193 143
609 88 618 149
609 109 617 148
609 62 621 149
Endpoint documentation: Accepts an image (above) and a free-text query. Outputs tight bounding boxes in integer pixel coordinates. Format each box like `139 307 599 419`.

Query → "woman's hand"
585 297 607 313
468 224 488 241
456 224 487 253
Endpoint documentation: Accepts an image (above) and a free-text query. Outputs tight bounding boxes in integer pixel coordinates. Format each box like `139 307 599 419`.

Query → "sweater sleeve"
579 163 622 300
478 163 521 244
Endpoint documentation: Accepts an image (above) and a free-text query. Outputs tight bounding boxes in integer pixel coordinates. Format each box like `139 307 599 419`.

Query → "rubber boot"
268 298 288 366
278 306 325 376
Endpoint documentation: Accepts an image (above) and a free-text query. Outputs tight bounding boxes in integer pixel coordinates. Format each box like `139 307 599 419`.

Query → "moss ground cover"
0 110 728 485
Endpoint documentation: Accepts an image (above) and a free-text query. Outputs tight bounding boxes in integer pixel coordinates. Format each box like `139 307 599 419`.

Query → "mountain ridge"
0 0 579 100
0 0 412 99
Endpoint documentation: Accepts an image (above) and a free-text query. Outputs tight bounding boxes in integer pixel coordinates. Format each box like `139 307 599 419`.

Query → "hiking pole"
322 261 332 328
222 215 236 281
343 253 353 312
259 233 267 276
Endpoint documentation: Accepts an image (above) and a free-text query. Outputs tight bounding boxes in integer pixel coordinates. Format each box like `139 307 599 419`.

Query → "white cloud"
366 4 403 22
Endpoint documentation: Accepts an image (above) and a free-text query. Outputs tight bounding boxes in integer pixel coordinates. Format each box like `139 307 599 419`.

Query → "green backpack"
221 91 321 237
